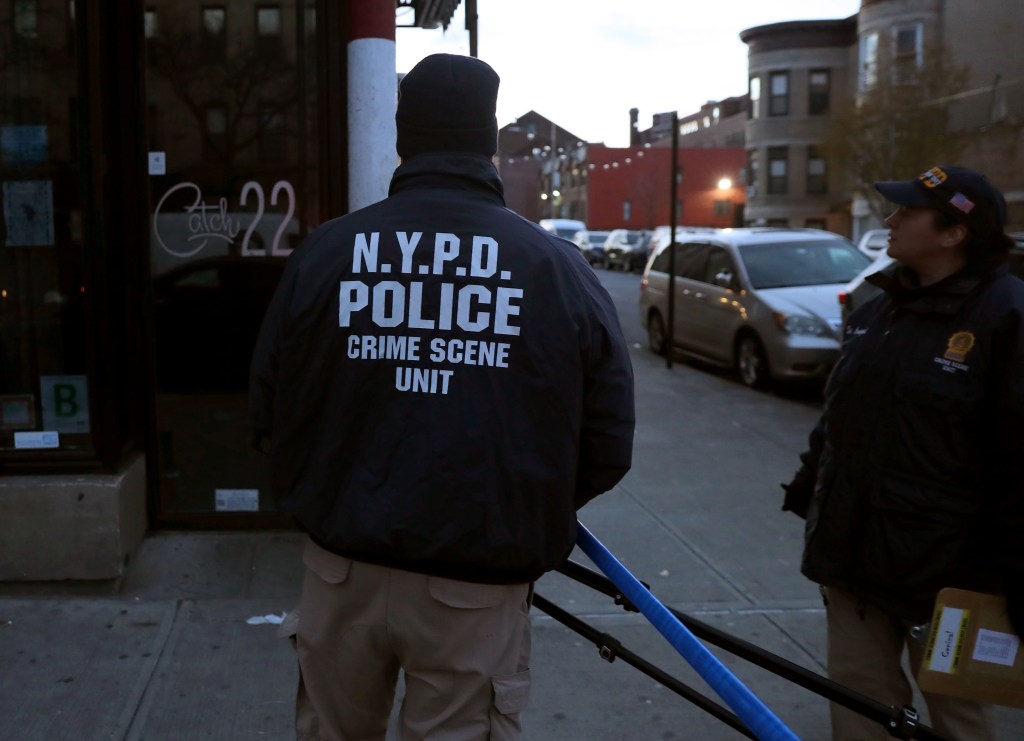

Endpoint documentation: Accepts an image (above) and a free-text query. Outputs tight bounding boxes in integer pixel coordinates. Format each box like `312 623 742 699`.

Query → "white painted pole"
347 1 396 212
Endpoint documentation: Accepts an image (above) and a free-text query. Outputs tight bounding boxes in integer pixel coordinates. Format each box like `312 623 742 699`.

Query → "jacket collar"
388 152 506 205
869 261 1009 315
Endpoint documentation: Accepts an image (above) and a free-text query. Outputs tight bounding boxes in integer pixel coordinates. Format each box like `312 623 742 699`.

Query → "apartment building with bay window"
741 0 1024 239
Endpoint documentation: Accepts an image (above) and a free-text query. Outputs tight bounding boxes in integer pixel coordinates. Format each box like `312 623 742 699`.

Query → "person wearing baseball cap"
875 165 1016 281
250 54 635 740
783 165 1024 740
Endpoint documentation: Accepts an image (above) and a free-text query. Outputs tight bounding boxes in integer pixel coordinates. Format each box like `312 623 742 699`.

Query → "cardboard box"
917 588 1024 708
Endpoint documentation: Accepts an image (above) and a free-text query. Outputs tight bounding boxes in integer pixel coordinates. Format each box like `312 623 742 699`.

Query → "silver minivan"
639 228 872 388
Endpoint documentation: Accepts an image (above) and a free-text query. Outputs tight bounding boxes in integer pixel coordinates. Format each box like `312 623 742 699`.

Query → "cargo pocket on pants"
492 669 531 714
488 669 531 739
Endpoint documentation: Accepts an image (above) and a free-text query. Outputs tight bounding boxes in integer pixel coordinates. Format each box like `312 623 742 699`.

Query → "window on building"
807 146 827 194
11 0 38 58
769 72 789 116
13 0 38 38
749 76 761 119
712 199 731 217
805 218 826 230
256 5 283 54
201 6 227 63
892 23 923 83
65 0 76 55
204 105 228 160
675 200 684 222
808 69 830 115
746 149 759 198
860 31 879 90
0 18 97 458
259 103 286 162
767 147 788 195
144 8 158 66
144 8 158 37
623 200 632 222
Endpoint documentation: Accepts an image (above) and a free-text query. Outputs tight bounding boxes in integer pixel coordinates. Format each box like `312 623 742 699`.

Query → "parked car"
646 224 719 258
602 228 651 272
573 229 612 266
639 228 873 389
855 228 889 259
539 218 586 240
839 232 1024 326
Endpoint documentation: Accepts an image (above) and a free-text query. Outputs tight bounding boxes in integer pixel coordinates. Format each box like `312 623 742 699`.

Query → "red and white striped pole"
347 0 396 211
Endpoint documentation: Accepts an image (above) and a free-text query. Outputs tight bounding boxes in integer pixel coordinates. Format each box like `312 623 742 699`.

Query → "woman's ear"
942 222 969 248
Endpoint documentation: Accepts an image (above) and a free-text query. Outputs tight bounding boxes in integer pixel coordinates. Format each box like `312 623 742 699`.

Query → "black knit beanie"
396 53 500 159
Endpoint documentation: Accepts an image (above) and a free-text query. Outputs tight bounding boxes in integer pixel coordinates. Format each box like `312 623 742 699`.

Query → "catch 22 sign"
152 180 296 260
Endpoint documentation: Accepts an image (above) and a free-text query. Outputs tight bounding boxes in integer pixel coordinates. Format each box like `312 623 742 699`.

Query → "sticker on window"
215 489 259 512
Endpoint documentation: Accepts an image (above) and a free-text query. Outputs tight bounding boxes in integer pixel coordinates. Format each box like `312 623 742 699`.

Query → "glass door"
144 2 320 523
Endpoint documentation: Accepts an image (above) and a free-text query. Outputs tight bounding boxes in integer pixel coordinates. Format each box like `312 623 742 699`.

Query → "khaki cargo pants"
283 538 533 741
824 586 996 741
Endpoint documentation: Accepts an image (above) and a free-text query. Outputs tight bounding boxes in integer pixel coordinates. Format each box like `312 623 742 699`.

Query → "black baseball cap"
875 165 1011 247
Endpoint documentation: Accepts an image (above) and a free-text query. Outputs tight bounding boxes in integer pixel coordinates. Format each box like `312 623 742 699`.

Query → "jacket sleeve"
248 258 299 451
781 414 826 519
574 270 636 509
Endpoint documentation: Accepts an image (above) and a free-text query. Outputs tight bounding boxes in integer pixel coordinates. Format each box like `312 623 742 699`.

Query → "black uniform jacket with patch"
249 152 635 585
794 261 1024 621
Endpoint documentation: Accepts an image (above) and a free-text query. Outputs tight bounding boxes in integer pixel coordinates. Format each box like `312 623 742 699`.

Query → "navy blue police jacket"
789 260 1024 621
249 152 635 585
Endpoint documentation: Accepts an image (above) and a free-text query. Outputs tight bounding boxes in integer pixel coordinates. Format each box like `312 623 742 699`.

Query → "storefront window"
1 0 92 454
146 2 319 518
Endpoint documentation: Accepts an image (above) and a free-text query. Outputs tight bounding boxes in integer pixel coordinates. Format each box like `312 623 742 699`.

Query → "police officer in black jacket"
783 166 1024 740
250 54 634 741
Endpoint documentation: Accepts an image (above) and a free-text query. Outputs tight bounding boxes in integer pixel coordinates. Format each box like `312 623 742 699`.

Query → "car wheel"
648 312 667 356
735 333 771 389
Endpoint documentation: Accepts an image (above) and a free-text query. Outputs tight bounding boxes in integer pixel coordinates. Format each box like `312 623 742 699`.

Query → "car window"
650 242 709 277
739 240 870 288
676 243 709 280
701 246 735 285
651 247 670 273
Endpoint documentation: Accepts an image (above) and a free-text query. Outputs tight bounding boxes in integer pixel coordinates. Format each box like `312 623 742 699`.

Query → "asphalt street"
2 266 1022 740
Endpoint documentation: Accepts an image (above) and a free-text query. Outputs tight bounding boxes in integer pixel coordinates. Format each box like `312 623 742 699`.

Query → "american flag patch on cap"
949 192 975 214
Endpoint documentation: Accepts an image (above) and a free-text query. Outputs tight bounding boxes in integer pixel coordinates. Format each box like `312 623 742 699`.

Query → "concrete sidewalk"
0 526 827 741
4 527 1023 740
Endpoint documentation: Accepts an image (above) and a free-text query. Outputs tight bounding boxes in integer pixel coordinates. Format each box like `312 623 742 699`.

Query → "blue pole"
576 523 801 741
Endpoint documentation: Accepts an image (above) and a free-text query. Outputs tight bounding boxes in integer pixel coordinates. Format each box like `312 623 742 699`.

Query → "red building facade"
583 146 747 230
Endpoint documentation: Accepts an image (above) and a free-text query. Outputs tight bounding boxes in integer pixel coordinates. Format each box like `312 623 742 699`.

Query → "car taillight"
837 291 848 306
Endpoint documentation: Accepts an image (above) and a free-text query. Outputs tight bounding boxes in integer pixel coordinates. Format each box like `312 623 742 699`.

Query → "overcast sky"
395 0 861 148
